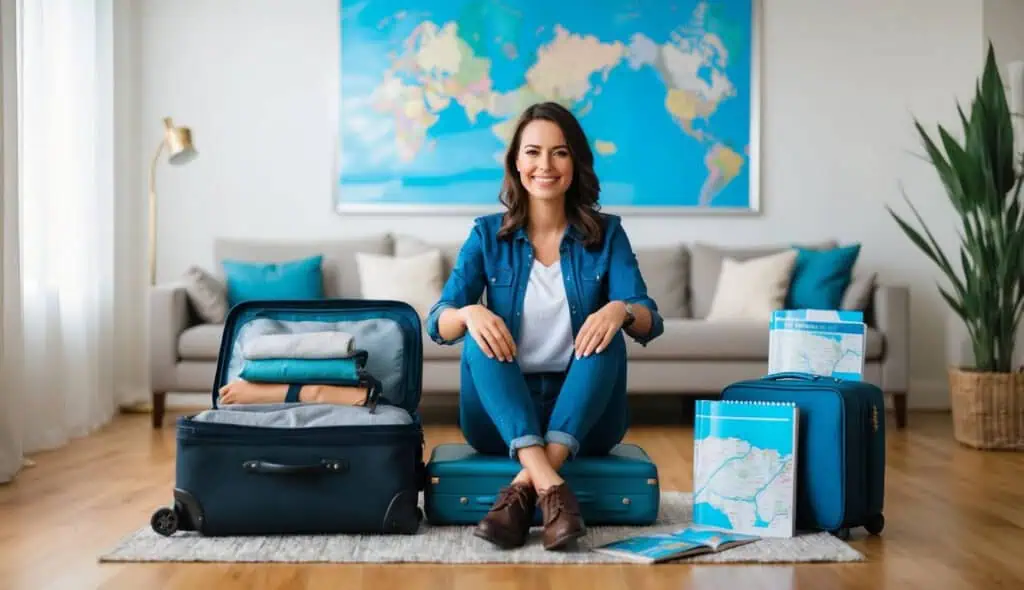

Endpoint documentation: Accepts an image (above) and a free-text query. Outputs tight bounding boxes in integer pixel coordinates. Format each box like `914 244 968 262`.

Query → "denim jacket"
426 212 664 349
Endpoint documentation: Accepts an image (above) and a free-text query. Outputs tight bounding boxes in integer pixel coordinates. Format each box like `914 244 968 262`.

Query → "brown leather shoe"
473 482 537 549
538 483 586 550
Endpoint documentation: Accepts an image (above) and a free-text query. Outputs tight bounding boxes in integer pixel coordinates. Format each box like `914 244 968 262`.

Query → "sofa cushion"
786 244 861 310
635 246 689 318
178 323 225 361
181 265 228 324
625 318 884 361
213 235 393 299
222 255 325 307
393 234 463 281
356 249 444 319
705 250 797 321
688 240 837 319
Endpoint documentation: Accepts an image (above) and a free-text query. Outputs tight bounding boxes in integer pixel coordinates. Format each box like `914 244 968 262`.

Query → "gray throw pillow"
841 272 877 311
182 265 228 324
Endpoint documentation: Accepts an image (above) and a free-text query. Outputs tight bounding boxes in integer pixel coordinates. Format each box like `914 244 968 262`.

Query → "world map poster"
336 0 759 213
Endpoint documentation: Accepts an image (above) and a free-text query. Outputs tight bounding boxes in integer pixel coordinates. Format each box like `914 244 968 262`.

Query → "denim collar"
512 223 584 244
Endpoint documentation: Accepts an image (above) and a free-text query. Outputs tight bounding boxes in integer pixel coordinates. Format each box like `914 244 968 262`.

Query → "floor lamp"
128 118 197 419
149 116 197 285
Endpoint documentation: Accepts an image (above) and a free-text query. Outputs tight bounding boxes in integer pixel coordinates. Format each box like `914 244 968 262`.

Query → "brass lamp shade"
163 117 197 165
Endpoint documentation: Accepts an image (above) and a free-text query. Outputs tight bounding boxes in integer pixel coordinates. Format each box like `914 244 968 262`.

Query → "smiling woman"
425 101 665 552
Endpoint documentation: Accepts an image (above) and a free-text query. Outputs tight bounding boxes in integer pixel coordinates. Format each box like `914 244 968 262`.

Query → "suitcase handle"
763 371 837 382
242 459 349 475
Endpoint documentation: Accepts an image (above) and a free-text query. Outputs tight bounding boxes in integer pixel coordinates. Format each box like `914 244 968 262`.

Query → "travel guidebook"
592 527 760 563
768 309 866 380
692 399 799 538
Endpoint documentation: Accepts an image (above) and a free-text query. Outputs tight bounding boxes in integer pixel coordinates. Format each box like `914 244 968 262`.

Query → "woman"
426 101 664 551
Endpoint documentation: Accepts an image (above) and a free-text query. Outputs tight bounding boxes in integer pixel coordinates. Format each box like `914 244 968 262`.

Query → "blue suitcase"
720 372 886 540
149 298 427 537
423 443 660 526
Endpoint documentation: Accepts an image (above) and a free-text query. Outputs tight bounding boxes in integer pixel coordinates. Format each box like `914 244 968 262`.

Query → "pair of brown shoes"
473 481 586 550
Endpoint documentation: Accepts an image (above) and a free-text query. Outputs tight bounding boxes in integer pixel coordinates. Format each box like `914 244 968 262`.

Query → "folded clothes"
239 357 363 385
241 331 356 360
195 403 413 428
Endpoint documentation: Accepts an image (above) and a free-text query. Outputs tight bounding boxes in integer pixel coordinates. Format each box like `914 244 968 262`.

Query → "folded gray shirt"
192 403 412 428
241 331 356 360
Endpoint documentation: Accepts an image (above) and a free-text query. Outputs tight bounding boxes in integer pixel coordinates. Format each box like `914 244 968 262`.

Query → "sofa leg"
152 391 167 429
891 392 907 429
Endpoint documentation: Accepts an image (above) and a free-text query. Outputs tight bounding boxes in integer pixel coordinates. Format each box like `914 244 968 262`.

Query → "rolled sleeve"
426 223 487 345
606 222 665 346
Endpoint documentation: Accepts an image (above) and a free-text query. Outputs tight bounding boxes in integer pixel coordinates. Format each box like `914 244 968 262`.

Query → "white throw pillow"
355 249 444 319
705 249 798 321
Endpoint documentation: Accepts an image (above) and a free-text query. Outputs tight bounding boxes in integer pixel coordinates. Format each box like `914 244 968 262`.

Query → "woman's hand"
458 304 517 362
574 301 627 358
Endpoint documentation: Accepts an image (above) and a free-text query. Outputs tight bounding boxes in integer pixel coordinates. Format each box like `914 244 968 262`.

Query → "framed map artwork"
335 0 761 214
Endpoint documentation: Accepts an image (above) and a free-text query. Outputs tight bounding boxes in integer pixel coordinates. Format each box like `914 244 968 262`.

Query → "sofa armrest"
872 284 910 394
149 283 193 392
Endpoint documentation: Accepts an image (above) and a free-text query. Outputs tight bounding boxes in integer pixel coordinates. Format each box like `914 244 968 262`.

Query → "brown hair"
496 102 604 248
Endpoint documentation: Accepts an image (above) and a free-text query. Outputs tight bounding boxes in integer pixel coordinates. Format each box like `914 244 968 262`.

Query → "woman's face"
516 119 574 202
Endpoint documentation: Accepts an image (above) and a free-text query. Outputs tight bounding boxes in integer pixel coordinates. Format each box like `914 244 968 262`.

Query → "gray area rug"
100 492 864 564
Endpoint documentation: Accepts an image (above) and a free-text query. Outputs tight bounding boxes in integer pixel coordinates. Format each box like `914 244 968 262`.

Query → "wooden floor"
1 409 1023 590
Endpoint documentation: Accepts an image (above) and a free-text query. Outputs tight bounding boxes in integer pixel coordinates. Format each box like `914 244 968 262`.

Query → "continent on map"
693 436 795 535
594 140 617 156
371 73 440 161
700 144 744 205
525 25 624 103
374 20 496 160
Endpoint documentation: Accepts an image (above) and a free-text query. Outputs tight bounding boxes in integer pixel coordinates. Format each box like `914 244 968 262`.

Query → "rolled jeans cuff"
508 434 545 460
545 430 580 459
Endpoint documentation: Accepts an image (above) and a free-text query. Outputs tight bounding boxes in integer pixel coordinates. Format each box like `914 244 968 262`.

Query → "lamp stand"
148 139 165 286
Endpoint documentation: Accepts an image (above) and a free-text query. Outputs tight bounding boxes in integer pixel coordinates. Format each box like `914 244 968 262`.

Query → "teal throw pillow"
786 244 860 310
222 255 324 308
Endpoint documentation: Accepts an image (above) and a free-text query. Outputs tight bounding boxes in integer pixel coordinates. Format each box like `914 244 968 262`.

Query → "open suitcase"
149 298 426 537
424 442 661 526
720 372 886 540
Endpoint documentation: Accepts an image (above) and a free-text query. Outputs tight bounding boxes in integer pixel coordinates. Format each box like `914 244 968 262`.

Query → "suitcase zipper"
177 421 422 446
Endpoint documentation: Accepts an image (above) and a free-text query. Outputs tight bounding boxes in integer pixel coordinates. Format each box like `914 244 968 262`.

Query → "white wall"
132 0 989 409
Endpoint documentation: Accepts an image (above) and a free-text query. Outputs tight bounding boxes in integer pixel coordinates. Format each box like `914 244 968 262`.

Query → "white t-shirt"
517 260 574 373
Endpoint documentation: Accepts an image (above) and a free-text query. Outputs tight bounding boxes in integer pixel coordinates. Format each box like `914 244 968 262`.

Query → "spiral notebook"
692 399 799 538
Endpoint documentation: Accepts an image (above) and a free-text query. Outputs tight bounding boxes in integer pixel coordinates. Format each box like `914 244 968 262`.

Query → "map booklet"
692 399 799 538
592 527 760 564
768 309 866 380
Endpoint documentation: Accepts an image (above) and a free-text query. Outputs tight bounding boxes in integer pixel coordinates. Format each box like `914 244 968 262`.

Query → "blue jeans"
458 330 629 460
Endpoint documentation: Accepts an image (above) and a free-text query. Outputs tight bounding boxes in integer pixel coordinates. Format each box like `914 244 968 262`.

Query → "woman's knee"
576 329 626 365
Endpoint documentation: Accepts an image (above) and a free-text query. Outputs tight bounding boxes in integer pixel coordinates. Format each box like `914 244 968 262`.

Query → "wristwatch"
622 302 636 329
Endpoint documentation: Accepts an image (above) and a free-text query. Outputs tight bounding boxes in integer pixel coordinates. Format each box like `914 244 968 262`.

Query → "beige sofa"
149 234 909 430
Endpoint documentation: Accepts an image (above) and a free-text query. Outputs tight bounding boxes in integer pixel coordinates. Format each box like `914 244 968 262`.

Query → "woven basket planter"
949 367 1024 450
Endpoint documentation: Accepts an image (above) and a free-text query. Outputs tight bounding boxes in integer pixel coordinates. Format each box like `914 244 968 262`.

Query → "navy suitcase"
720 372 886 540
149 298 426 537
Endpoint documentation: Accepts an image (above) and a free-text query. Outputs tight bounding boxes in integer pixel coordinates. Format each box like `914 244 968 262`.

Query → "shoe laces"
492 484 533 512
539 485 578 524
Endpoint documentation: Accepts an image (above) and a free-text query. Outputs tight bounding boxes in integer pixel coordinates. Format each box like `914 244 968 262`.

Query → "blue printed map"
692 400 797 538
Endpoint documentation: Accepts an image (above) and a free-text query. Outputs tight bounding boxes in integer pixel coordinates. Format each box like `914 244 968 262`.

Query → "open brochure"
591 527 760 564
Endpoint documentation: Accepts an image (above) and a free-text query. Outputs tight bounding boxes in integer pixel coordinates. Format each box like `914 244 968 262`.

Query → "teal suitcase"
423 443 660 526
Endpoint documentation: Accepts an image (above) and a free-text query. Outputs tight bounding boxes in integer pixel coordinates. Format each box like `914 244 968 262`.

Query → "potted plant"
887 42 1024 450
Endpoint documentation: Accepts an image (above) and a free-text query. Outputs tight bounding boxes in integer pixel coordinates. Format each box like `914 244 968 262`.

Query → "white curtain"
1 0 132 483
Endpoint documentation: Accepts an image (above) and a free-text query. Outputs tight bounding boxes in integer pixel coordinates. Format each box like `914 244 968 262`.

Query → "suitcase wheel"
865 513 885 535
151 506 179 537
831 527 851 541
